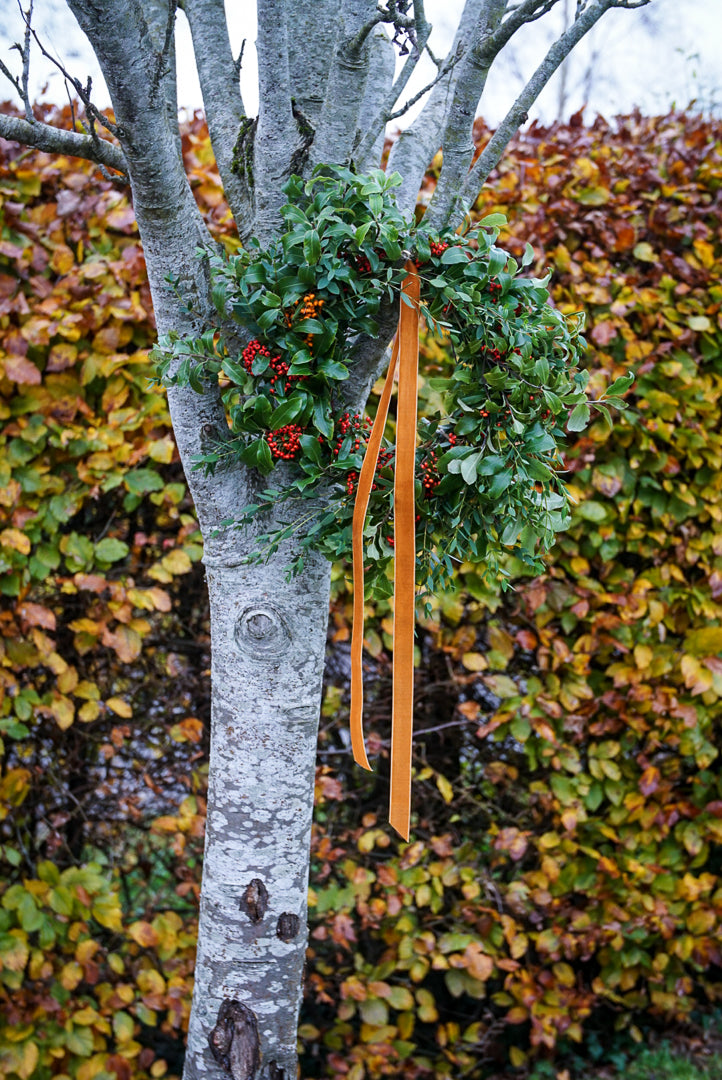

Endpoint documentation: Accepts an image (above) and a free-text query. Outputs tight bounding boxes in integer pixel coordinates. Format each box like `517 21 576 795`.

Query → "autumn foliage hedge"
1 104 722 1080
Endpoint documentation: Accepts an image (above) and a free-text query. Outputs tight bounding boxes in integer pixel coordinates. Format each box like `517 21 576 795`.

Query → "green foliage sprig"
153 165 632 598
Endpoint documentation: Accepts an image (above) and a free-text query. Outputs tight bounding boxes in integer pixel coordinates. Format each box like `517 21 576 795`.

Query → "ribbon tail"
350 335 400 771
389 267 420 841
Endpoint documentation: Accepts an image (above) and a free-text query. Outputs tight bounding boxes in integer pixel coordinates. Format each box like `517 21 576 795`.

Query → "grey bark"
0 2 652 1078
183 0 253 231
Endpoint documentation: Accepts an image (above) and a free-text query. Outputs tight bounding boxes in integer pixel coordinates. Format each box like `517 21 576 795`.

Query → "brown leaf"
2 353 41 384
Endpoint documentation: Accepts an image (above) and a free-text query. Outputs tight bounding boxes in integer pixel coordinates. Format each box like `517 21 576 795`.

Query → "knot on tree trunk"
208 1000 260 1080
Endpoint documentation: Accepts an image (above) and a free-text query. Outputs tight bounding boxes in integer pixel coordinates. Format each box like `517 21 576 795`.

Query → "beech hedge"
0 105 721 1079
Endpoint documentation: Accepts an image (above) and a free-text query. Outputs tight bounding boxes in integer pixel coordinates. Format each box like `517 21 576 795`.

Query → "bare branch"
0 58 23 100
355 26 396 170
385 47 463 123
149 0 179 105
183 0 252 233
385 0 485 215
459 0 620 214
354 0 433 163
419 0 508 230
254 0 298 239
0 111 127 176
310 2 380 169
19 0 34 121
16 6 121 139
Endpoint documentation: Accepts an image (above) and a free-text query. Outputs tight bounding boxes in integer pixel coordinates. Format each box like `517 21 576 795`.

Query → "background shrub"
1 105 721 1078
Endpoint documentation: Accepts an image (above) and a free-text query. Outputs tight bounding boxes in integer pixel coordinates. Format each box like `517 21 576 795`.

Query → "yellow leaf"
436 774 453 804
634 644 653 669
78 701 100 723
148 437 175 464
0 528 31 554
106 697 132 718
461 652 487 672
681 655 714 695
60 961 83 990
510 1046 527 1067
128 921 159 948
50 694 75 730
684 628 722 657
161 549 192 575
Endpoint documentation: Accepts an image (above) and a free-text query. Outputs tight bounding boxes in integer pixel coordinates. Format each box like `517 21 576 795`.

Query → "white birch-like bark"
0 3 652 1078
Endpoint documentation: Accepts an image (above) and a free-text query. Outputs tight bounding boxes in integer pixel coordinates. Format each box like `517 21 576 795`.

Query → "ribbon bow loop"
350 263 420 841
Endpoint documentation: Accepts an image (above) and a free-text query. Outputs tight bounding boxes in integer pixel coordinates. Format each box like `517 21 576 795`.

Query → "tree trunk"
183 532 331 1080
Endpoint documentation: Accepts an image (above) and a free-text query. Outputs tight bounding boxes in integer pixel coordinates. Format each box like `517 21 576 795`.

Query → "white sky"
0 0 720 129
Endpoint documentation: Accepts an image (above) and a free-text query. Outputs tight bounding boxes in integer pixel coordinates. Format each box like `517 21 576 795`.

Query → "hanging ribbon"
350 263 420 841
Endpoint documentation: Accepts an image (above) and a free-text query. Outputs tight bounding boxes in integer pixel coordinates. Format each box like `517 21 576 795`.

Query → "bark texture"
186 535 331 1080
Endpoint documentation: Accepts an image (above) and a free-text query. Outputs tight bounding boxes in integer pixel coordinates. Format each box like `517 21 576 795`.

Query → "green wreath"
154 166 631 600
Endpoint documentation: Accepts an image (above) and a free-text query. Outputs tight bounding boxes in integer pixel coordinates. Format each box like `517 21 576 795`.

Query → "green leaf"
95 538 129 563
479 213 507 228
257 307 279 331
270 394 306 428
487 469 512 497
319 358 349 380
460 453 481 484
303 229 321 264
440 246 470 265
567 403 590 431
124 468 164 495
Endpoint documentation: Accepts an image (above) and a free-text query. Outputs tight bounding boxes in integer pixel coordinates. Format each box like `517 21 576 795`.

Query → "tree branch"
287 0 339 124
0 110 127 175
183 0 253 234
310 0 380 169
384 0 485 216
459 0 621 216
253 0 298 240
386 49 463 122
19 0 35 121
353 0 433 164
422 0 508 230
355 26 396 170
0 57 24 101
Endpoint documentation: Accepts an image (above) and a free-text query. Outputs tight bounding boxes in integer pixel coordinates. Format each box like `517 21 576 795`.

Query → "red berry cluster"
487 280 502 304
267 424 303 461
344 446 393 497
447 432 458 446
332 412 372 456
480 343 503 362
354 254 372 274
414 239 450 268
243 339 276 375
420 451 440 496
495 407 513 428
242 339 303 396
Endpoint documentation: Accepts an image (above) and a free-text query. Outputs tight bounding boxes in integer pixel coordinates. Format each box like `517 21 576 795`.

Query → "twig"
386 47 463 122
234 38 246 80
20 0 34 121
0 58 23 99
16 4 123 140
354 0 433 162
151 0 179 105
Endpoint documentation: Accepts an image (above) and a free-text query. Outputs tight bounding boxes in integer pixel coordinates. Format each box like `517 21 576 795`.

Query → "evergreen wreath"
154 165 631 600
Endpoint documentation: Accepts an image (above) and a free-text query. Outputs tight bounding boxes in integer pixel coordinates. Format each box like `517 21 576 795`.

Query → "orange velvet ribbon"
350 264 420 841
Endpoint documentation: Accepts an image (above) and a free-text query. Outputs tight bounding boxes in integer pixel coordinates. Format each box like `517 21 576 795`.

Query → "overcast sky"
0 0 720 130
